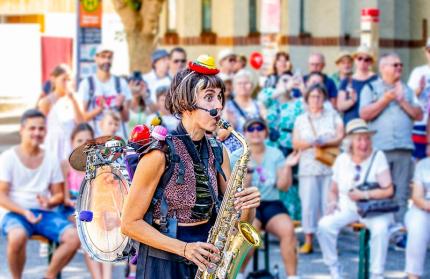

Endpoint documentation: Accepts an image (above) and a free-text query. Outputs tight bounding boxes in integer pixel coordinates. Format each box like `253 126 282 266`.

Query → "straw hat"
352 45 375 62
346 118 376 135
335 51 353 64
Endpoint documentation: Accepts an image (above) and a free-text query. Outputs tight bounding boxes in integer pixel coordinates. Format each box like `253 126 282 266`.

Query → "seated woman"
404 144 430 279
317 118 394 279
231 118 300 279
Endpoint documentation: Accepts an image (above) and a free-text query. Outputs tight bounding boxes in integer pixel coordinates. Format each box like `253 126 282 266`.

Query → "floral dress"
258 87 305 220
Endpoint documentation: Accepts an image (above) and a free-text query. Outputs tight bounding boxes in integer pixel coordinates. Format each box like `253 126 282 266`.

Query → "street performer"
121 55 261 279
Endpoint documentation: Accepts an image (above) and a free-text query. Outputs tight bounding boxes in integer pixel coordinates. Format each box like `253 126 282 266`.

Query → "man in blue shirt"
304 53 338 108
360 52 423 225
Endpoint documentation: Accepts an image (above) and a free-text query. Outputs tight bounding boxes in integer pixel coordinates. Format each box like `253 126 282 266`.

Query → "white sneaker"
329 264 342 279
370 273 384 279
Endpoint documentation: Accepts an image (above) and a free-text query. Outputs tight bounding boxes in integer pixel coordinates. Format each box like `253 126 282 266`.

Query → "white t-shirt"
407 64 430 126
142 70 171 102
0 147 64 219
77 75 132 138
413 157 430 200
332 151 390 212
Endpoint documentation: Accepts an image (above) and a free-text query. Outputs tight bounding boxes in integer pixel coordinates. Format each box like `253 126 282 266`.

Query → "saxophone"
195 119 262 279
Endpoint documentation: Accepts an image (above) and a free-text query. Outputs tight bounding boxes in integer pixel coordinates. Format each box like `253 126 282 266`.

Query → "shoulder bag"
356 151 399 218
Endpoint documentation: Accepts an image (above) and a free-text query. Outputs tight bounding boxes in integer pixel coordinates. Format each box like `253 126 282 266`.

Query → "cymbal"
68 136 121 171
69 143 88 171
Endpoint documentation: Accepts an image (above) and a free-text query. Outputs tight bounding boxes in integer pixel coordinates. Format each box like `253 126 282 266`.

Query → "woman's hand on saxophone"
183 241 220 271
234 186 261 210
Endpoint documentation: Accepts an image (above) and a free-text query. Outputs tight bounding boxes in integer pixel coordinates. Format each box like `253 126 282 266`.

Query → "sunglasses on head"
357 56 372 63
173 59 186 64
246 124 265 133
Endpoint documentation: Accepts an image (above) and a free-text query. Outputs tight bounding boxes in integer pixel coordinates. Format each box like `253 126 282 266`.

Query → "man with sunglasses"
337 46 378 125
169 47 187 77
407 38 430 160
360 53 423 246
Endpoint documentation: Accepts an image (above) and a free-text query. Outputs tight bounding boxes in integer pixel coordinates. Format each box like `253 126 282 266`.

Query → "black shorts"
256 200 289 229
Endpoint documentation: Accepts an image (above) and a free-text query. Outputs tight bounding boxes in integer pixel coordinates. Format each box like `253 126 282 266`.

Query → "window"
249 0 258 33
202 0 212 32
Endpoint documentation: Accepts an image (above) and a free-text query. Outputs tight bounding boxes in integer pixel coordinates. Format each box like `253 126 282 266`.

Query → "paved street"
1 228 429 279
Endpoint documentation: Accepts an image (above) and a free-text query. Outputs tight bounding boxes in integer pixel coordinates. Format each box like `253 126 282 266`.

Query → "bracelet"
183 243 187 257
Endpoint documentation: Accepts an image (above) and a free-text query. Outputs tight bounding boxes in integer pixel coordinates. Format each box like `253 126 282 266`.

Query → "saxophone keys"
215 240 224 250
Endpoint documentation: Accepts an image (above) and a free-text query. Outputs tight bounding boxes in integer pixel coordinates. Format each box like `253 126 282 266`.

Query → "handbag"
307 115 340 166
355 151 399 218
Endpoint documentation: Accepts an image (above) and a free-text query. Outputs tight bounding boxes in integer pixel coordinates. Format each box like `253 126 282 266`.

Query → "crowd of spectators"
1 38 430 279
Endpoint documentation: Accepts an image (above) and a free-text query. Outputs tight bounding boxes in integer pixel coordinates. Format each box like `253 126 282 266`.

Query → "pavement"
0 228 429 279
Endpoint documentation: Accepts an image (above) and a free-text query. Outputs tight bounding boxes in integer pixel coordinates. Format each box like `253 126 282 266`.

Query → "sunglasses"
246 124 265 133
228 57 237 63
357 56 372 63
354 165 362 182
173 59 186 64
390 62 403 68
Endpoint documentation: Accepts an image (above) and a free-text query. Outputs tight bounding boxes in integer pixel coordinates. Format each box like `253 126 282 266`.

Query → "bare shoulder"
38 96 52 115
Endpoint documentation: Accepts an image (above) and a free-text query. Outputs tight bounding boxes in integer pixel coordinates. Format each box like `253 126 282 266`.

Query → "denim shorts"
0 209 73 243
256 200 289 229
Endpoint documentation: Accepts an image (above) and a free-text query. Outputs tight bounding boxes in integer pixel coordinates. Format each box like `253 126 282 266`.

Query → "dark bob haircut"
165 68 226 115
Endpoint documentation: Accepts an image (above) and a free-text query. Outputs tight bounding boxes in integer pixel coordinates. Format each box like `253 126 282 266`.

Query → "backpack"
86 75 128 139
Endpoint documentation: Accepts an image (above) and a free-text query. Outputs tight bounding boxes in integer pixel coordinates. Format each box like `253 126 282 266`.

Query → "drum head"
76 164 133 262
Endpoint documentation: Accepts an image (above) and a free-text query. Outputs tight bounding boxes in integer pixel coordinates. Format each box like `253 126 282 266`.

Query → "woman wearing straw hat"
337 46 378 125
317 118 394 279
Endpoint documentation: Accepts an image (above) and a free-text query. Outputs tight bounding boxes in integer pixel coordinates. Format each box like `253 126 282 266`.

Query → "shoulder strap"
231 99 248 119
307 115 318 138
86 76 95 111
363 151 379 183
114 76 121 94
208 137 226 181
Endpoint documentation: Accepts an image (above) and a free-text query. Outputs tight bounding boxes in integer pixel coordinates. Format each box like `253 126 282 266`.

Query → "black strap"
230 99 248 119
363 151 379 183
208 137 226 182
114 76 121 94
87 76 95 111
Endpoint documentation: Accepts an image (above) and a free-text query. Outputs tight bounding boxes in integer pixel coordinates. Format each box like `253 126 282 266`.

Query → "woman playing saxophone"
121 55 261 279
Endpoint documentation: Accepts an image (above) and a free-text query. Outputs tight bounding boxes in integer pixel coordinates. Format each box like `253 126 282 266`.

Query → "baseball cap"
152 49 169 64
95 44 114 55
243 118 268 132
217 49 236 64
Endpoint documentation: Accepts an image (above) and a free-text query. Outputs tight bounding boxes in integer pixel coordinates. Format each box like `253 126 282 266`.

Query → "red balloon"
249 52 264 70
129 124 151 145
